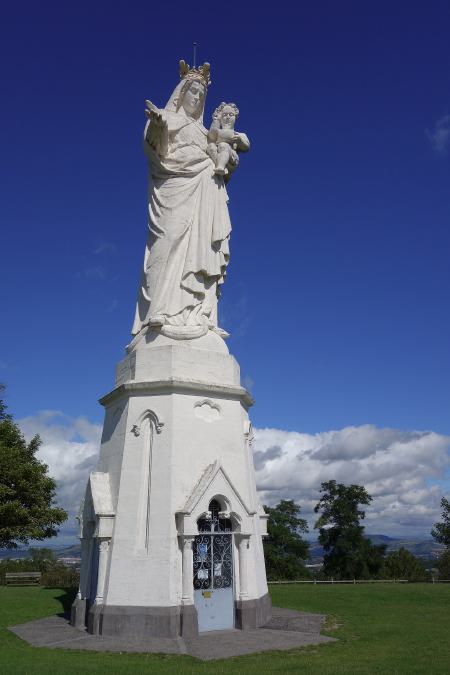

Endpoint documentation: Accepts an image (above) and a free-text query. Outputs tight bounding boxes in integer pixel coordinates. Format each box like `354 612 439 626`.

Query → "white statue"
131 60 249 342
207 102 250 177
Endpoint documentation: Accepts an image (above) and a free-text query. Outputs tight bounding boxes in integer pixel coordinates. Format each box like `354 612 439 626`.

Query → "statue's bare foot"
148 315 165 327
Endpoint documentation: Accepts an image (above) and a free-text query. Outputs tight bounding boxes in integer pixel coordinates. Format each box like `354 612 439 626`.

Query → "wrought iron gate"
193 500 234 631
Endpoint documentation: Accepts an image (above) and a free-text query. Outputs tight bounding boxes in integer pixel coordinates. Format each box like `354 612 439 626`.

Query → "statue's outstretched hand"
144 100 168 156
145 100 165 127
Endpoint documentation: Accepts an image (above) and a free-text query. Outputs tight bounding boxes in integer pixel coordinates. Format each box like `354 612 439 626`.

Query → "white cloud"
253 424 450 537
426 114 450 155
95 240 117 255
18 411 101 539
17 413 450 543
80 265 106 280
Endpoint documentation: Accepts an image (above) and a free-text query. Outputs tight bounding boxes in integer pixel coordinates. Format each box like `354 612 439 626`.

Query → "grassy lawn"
0 584 449 674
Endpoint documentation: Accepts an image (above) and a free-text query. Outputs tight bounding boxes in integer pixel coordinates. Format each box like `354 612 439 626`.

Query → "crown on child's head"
179 59 211 87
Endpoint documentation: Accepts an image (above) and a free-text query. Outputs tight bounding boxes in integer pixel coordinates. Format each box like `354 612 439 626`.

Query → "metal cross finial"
193 42 198 68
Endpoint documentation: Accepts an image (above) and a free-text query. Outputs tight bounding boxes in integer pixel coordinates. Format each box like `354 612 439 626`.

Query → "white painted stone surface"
76 60 269 631
79 334 268 610
131 61 249 340
207 102 250 177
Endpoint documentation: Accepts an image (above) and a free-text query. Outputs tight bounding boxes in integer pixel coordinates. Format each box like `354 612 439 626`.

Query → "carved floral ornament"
198 494 232 521
243 419 254 446
194 399 221 423
131 409 164 437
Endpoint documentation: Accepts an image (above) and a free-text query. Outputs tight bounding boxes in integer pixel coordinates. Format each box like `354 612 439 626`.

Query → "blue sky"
1 1 450 539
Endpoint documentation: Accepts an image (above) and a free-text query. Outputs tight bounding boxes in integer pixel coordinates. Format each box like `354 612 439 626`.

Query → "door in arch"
193 499 234 632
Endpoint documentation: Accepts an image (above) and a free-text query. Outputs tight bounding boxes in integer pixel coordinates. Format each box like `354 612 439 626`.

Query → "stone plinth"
72 330 271 638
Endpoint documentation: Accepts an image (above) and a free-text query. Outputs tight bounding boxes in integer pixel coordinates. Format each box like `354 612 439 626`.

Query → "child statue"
207 102 250 177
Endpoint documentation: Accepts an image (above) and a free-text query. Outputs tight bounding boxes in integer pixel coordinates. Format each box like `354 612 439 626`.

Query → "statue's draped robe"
132 109 232 335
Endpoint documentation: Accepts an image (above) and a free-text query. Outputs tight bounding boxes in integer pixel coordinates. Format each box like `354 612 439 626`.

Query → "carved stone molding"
194 399 221 423
131 409 164 437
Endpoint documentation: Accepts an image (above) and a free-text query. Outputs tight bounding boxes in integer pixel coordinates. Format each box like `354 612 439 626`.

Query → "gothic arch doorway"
193 498 234 631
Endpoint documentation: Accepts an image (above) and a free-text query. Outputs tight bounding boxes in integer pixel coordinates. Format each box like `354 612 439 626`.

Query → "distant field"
1 584 449 674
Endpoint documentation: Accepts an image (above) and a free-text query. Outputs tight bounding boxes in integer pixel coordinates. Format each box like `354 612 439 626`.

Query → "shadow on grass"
42 586 77 619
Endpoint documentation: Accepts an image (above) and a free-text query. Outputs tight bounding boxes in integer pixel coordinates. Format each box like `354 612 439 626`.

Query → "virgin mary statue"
131 60 232 342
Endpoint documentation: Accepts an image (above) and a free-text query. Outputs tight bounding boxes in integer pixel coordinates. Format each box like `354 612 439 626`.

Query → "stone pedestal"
70 597 87 630
72 329 271 638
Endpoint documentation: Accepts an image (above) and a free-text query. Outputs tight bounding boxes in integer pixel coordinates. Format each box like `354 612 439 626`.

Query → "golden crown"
179 59 211 87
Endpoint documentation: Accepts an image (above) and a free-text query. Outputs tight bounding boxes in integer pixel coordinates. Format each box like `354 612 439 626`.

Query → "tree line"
264 484 450 581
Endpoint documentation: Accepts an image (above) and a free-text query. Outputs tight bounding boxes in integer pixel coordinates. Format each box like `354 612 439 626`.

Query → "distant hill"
367 534 445 560
0 544 81 561
0 536 445 564
0 548 30 560
308 535 445 563
53 544 81 558
366 534 396 545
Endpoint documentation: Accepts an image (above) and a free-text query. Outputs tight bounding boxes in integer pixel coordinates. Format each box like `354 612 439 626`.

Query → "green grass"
0 584 449 674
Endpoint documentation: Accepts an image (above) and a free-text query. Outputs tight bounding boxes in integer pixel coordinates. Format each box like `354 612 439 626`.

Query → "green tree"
431 497 450 547
381 547 428 581
263 500 310 580
435 549 450 580
314 480 386 579
0 386 67 548
431 497 450 581
361 536 387 578
28 547 57 572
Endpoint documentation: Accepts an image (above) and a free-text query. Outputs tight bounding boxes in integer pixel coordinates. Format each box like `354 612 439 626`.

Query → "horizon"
1 531 442 555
